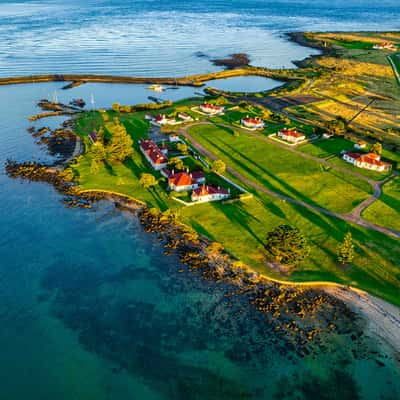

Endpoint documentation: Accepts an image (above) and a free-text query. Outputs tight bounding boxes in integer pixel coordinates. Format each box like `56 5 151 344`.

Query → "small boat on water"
70 98 86 108
147 84 164 92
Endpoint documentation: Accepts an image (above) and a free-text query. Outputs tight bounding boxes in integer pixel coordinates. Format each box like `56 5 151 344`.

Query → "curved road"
179 122 400 239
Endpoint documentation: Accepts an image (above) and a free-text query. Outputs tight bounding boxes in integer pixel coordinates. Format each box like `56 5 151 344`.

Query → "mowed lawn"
362 177 400 232
181 192 400 306
299 137 354 158
186 124 372 213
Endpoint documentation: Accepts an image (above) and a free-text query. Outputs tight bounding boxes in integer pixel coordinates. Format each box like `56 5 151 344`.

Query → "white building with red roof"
373 42 397 51
151 114 176 126
241 116 265 129
343 152 391 172
199 103 224 115
277 128 306 144
354 141 367 150
139 139 168 170
191 185 230 203
168 171 205 192
178 112 193 122
169 134 180 143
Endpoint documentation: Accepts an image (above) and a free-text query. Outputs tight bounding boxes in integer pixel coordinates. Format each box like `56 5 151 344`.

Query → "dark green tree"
168 157 185 171
212 159 226 175
369 142 382 155
325 117 347 136
337 232 355 265
265 225 310 266
139 173 157 189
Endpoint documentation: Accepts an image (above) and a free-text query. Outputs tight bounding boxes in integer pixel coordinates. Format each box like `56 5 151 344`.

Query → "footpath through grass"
186 124 373 213
71 110 400 307
362 177 400 232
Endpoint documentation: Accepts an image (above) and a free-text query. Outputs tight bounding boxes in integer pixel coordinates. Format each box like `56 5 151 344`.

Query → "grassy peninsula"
56 32 400 306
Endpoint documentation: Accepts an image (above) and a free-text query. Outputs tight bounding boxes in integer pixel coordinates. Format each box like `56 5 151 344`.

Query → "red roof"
192 185 229 197
242 117 263 124
140 139 168 165
178 112 191 119
200 103 223 111
191 171 205 181
168 172 195 187
345 152 387 167
280 128 304 138
153 114 165 122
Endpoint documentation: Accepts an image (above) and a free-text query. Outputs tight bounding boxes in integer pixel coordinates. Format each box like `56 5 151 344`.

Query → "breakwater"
0 68 297 88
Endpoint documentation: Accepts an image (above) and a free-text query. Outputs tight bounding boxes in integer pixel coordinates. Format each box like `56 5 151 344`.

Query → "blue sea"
0 1 400 399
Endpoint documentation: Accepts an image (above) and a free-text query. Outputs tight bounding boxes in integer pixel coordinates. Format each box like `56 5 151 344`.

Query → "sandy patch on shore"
325 286 400 356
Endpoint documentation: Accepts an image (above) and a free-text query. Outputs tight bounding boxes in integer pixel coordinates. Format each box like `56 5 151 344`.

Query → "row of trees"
265 225 354 267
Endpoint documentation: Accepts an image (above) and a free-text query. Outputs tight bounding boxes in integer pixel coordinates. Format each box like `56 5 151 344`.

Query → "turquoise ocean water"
0 1 399 399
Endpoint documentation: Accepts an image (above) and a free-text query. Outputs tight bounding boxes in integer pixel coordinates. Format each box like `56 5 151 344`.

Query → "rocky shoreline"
3 31 399 362
5 156 386 361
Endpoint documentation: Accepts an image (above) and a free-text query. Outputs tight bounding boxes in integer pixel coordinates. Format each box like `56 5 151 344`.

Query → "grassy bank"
69 104 400 307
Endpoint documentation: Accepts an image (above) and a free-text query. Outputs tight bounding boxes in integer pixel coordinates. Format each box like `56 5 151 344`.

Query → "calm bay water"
1 1 400 399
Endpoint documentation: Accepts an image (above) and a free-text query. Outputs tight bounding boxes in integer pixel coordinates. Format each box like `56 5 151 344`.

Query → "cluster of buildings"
373 42 397 51
277 128 306 144
145 112 193 126
139 138 231 203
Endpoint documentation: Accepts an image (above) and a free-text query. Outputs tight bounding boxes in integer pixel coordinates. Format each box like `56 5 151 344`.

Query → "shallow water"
1 1 400 399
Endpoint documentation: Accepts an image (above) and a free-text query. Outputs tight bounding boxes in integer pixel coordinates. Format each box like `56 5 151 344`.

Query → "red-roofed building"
168 171 205 192
191 185 230 203
277 128 306 144
241 116 265 129
151 114 176 126
139 139 168 170
354 141 367 149
199 103 224 115
178 112 193 122
343 152 391 172
373 42 397 51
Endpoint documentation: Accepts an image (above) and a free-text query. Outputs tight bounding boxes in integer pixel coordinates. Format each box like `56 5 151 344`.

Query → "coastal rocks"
212 53 251 69
5 160 75 194
27 124 77 160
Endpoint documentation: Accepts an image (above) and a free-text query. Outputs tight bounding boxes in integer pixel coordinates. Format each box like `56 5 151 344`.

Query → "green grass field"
299 137 354 158
180 192 400 306
186 124 372 213
71 107 400 307
362 177 400 232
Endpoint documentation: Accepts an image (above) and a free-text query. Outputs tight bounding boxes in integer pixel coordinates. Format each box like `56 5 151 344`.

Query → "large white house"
241 116 265 129
139 139 168 170
199 103 224 115
191 185 230 203
277 128 306 144
342 152 391 172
